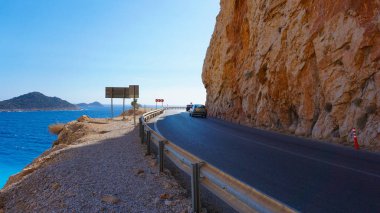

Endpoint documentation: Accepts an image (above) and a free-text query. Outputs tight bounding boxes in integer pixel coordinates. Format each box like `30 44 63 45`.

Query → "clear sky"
0 0 220 106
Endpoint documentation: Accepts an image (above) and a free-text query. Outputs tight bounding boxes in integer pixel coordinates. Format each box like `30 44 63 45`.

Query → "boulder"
77 115 91 122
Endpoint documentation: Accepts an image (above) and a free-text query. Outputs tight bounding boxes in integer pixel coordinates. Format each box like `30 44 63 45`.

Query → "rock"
163 182 172 189
53 122 92 146
0 194 5 212
77 115 91 122
181 206 191 213
101 195 121 205
180 209 189 213
149 160 157 167
136 169 144 175
5 166 38 187
159 193 171 200
164 200 175 206
202 0 380 149
51 182 61 190
163 169 171 176
153 197 160 205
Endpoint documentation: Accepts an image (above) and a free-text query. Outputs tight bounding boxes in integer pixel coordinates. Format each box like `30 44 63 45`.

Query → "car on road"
189 104 207 118
186 104 193 111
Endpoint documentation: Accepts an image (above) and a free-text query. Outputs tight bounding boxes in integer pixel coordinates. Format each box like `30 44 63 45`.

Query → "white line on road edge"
154 110 380 179
204 122 380 179
153 110 165 136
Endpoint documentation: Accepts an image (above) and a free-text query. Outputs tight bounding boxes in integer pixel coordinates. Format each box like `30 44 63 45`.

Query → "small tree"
131 99 140 109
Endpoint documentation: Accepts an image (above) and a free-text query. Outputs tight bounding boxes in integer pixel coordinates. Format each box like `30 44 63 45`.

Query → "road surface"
150 109 380 212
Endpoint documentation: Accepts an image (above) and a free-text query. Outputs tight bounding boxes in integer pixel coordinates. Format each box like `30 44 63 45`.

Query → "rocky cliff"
202 0 380 150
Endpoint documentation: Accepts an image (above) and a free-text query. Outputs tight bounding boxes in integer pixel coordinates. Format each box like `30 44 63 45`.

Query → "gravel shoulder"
0 115 191 213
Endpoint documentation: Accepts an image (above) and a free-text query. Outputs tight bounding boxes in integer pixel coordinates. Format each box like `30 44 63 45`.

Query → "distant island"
76 101 104 108
0 92 79 111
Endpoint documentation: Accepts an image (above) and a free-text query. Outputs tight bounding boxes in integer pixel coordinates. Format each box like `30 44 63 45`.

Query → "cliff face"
202 0 380 149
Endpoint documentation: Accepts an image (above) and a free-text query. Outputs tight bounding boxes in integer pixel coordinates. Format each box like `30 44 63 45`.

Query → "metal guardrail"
164 106 187 110
139 109 296 213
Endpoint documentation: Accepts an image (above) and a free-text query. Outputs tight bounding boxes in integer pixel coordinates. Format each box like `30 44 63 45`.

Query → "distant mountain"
0 92 79 111
77 101 104 108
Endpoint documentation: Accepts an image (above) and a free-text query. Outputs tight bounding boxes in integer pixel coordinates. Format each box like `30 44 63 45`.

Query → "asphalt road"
150 109 380 213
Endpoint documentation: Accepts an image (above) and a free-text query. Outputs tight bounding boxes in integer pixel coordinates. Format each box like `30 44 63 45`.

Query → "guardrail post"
158 140 165 173
191 163 201 213
146 130 151 155
139 118 143 139
141 130 145 144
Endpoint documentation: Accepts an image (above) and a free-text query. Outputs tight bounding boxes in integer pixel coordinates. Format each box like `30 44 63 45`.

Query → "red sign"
155 99 164 102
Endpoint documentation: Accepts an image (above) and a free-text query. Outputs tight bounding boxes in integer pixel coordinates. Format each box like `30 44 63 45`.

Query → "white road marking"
155 110 380 178
153 110 165 136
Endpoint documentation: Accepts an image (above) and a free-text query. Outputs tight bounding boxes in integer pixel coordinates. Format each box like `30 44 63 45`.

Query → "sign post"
111 88 114 119
155 99 164 109
129 85 139 126
122 89 124 120
106 86 135 121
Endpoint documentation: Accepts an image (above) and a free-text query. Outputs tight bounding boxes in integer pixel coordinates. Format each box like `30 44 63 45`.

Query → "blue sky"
0 0 219 105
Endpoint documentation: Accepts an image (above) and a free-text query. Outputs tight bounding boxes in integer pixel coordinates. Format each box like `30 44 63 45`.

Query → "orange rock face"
202 0 380 150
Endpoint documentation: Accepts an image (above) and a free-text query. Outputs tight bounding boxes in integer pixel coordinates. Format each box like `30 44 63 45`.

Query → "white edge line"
153 110 165 136
205 124 380 179
153 110 380 179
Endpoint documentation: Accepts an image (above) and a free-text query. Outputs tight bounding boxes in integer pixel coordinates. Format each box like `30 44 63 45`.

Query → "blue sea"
0 106 131 189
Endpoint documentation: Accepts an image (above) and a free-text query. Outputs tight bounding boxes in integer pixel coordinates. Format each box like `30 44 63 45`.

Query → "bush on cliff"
48 123 65 135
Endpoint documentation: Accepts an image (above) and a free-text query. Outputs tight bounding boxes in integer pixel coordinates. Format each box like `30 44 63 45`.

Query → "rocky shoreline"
0 113 191 212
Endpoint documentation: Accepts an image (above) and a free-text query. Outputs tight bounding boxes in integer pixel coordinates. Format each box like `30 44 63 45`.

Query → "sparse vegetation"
324 102 332 112
356 114 368 129
244 71 254 79
131 100 141 110
120 109 145 117
334 59 343 66
48 123 65 135
353 98 362 107
331 127 340 138
365 104 377 114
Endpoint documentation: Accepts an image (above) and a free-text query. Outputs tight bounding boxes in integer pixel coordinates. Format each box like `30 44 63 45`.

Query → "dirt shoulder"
0 115 191 213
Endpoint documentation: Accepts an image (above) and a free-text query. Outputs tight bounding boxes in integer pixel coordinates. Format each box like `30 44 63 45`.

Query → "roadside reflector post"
352 128 360 150
191 162 201 213
146 130 151 155
158 140 165 173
